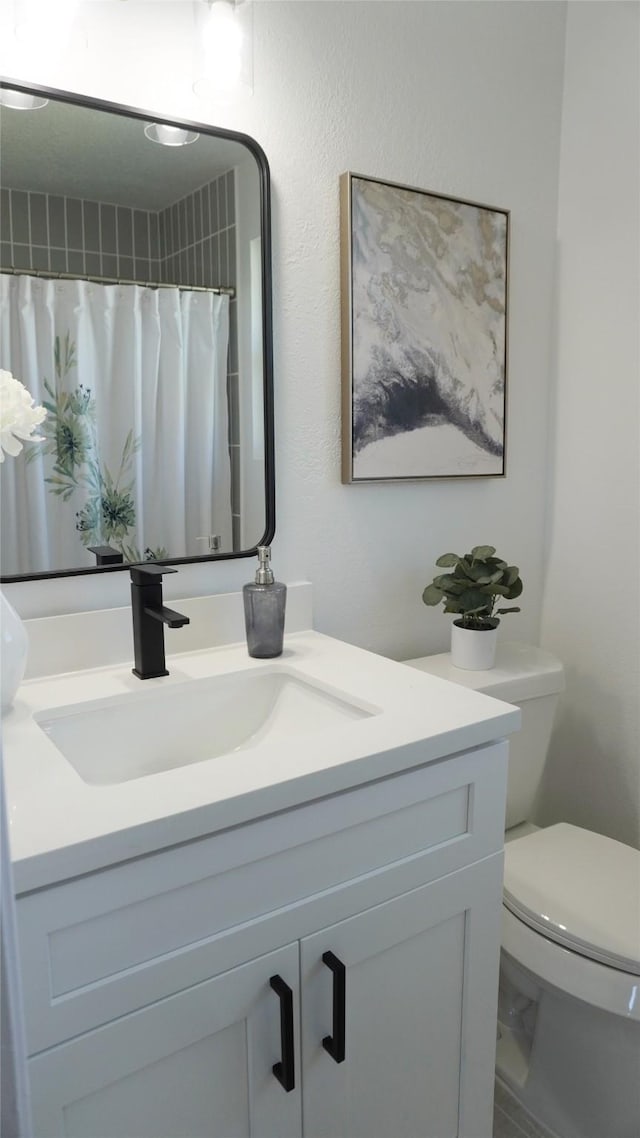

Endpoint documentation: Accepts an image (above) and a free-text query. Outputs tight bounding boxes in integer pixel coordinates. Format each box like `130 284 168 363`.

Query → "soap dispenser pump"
243 546 287 658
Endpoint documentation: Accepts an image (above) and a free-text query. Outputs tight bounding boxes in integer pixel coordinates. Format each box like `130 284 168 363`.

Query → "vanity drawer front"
17 741 507 1053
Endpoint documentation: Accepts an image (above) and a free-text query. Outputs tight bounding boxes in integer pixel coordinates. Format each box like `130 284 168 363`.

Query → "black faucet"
130 564 190 679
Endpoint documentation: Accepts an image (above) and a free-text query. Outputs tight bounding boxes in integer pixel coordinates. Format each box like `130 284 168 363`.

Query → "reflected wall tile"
66 198 83 250
201 236 212 287
133 210 149 259
171 203 179 257
117 207 133 258
30 193 48 246
148 213 160 261
157 211 167 264
229 301 238 373
102 254 118 278
201 186 211 236
100 204 117 255
12 191 30 245
1 189 11 243
226 171 235 224
179 200 187 252
134 257 150 282
218 174 227 230
119 255 134 281
220 229 228 284
83 201 100 252
67 250 85 275
49 247 67 273
212 233 220 285
31 246 50 271
230 443 241 512
227 227 236 287
187 244 196 284
85 252 101 276
232 513 242 553
209 182 218 234
12 244 31 270
186 195 195 247
228 370 240 444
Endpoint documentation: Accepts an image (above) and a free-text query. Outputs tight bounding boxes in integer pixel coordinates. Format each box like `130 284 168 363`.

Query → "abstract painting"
340 173 509 481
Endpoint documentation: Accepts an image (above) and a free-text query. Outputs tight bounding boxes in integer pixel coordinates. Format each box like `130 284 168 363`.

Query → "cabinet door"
300 854 503 1138
28 943 302 1138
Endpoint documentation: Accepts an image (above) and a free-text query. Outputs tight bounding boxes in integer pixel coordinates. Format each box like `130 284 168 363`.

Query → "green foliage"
26 333 142 554
422 545 523 628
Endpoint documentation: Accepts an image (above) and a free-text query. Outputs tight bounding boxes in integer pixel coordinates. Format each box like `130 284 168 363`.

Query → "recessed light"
0 89 48 110
144 123 199 148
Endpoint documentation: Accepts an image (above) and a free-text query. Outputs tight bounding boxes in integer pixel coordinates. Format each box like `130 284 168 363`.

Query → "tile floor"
493 1079 558 1138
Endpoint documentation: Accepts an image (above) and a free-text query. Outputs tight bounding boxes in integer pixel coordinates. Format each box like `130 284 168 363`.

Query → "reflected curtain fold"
0 274 231 575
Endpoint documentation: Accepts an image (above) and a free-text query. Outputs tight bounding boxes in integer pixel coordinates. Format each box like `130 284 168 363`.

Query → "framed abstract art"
340 172 509 482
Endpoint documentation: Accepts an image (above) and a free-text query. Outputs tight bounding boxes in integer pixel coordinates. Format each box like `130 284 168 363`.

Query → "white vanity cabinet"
16 741 508 1138
28 943 303 1138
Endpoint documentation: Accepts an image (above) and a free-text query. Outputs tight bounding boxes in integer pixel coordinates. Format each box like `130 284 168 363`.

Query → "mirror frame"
0 78 275 582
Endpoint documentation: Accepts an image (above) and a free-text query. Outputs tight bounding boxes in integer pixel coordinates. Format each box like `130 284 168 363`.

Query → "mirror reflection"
0 84 274 580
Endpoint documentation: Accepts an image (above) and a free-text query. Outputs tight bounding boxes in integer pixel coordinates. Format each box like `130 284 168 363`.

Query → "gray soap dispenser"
243 546 287 658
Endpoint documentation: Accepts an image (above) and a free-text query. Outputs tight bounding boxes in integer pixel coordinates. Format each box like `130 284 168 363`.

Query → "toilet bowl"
404 643 640 1138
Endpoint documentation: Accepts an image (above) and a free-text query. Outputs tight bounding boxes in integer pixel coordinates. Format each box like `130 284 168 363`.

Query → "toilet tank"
404 642 565 830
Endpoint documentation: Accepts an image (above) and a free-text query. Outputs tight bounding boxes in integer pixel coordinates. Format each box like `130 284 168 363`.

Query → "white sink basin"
35 668 374 786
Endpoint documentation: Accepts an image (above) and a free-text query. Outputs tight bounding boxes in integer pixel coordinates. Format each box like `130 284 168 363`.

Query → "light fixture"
0 89 48 110
193 0 252 101
144 123 200 148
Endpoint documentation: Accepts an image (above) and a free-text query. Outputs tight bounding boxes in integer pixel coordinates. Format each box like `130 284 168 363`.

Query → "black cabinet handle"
322 951 346 1064
270 975 295 1092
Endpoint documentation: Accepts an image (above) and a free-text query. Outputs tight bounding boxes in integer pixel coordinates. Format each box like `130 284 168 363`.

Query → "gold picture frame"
341 172 509 483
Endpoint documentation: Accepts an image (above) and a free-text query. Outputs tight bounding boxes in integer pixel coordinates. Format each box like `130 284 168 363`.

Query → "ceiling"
0 94 251 211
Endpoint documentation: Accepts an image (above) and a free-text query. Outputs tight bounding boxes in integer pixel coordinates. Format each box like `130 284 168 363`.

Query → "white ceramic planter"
451 620 498 671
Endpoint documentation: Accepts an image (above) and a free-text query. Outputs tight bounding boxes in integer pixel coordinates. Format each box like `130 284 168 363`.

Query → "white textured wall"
3 2 565 667
538 2 640 848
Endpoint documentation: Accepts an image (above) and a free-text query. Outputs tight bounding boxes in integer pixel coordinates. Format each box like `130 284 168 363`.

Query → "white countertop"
3 630 520 894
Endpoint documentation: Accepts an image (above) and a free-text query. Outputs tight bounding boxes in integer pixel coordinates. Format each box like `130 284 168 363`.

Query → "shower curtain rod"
2 265 235 299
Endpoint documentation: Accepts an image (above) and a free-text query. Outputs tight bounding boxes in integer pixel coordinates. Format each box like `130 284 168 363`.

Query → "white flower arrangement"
0 368 46 462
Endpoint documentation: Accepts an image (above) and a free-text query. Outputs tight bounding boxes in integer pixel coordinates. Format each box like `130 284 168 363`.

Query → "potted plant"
422 545 523 670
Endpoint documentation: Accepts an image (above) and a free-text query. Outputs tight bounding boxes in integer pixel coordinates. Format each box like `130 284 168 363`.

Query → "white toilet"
405 642 640 1138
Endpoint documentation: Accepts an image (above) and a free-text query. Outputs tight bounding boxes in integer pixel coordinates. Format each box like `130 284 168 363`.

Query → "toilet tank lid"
404 641 565 701
504 824 640 975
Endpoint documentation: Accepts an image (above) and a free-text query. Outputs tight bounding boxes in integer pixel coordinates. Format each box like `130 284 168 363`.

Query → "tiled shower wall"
1 187 159 281
0 172 242 549
0 172 235 288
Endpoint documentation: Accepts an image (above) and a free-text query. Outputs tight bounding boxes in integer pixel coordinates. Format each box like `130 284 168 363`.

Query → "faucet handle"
129 563 177 585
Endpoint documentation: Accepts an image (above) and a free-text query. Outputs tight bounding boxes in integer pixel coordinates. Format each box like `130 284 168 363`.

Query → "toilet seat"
502 906 640 1020
503 823 640 975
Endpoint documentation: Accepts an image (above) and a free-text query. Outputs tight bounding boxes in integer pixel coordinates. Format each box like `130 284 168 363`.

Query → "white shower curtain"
0 273 231 575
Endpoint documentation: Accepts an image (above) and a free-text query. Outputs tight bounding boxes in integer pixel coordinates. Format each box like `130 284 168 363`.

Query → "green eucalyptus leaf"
425 546 524 620
470 545 496 561
422 584 444 606
433 573 465 594
454 560 474 580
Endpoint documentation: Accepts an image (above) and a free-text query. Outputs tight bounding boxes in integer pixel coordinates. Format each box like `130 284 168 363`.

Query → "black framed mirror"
0 79 274 582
